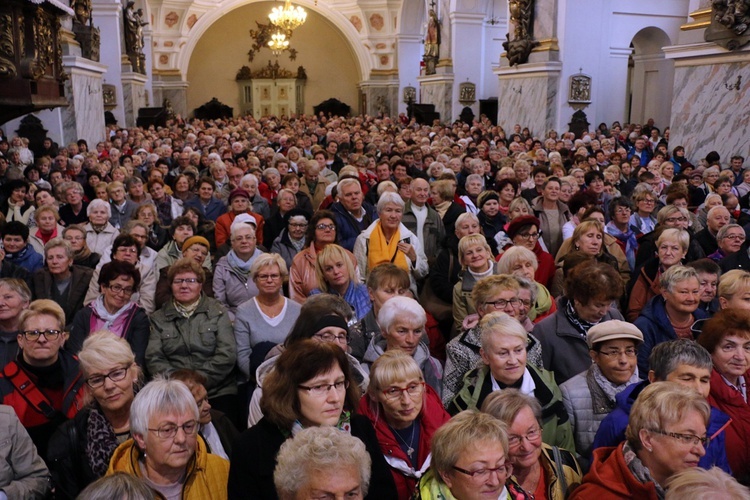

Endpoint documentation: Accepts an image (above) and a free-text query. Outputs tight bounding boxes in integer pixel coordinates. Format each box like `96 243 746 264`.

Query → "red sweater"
707 367 750 480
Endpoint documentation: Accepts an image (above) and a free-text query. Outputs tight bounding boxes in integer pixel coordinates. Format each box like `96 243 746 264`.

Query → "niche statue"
502 0 539 66
423 8 440 75
124 1 148 74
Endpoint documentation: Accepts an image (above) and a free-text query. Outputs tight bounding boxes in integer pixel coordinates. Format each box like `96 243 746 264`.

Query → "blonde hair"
718 269 750 300
314 244 356 293
496 246 538 274
665 467 750 499
367 349 423 398
18 299 65 332
479 311 527 350
457 234 492 268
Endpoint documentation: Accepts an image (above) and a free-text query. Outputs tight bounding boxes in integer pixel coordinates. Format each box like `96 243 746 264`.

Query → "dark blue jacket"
5 244 44 274
592 380 732 474
185 196 227 221
633 295 708 376
330 201 377 252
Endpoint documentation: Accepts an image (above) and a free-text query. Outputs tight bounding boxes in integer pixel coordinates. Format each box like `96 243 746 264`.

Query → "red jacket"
215 210 266 247
571 443 658 500
357 384 450 500
707 367 750 480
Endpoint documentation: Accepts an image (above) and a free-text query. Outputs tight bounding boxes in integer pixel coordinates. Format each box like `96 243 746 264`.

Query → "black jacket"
47 407 98 500
228 415 397 500
32 265 93 329
720 244 750 272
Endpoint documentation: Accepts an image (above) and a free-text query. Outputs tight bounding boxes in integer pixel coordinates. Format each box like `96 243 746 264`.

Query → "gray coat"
212 249 263 321
0 405 51 499
402 200 445 264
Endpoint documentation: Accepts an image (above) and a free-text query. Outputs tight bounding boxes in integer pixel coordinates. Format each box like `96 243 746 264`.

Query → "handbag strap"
551 446 568 497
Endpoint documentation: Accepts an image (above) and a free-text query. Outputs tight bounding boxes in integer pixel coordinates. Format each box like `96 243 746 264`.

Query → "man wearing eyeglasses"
0 300 85 462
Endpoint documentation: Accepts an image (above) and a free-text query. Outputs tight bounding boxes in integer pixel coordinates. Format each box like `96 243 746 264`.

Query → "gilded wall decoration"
0 12 16 78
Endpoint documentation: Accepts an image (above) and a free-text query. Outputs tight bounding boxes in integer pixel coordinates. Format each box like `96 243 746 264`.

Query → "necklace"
390 422 417 459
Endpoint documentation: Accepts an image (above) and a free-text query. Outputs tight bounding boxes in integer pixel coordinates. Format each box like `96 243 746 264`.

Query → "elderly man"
695 205 731 256
330 178 377 252
402 177 445 263
274 426 372 500
298 162 329 210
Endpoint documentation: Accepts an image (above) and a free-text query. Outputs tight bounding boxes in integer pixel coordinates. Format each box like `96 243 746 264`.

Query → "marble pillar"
61 56 108 145
450 12 485 121
92 0 126 126
418 72 454 123
496 62 561 136
396 34 422 115
153 75 189 117
359 79 399 118
121 72 148 127
665 44 750 162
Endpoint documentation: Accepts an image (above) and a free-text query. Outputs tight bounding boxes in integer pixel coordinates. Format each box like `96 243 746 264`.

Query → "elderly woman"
605 197 638 270
106 379 230 499
291 209 357 302
627 228 690 321
630 189 658 235
560 321 643 462
28 205 64 255
572 382 710 499
497 244 556 323
264 188 297 245
429 179 465 236
154 236 214 310
0 278 31 371
665 467 750 499
69 261 149 367
147 258 237 422
359 350 450 499
270 208 308 270
503 215 556 288
562 218 628 283
47 332 142 499
710 223 746 262
448 312 575 450
477 190 507 250
483 389 583 498
134 203 169 251
634 205 705 269
247 294 370 427
531 176 572 257
274 426 372 500
413 410 512 499
533 262 625 385
32 238 93 329
635 265 708 376
363 296 443 396
147 178 182 227
234 253 301 382
697 309 750 481
310 243 371 321
63 224 101 269
452 234 501 331
229 340 397 499
183 205 217 253
354 192 428 295
2 179 35 225
430 212 482 305
155 216 199 273
83 199 120 257
213 218 264 320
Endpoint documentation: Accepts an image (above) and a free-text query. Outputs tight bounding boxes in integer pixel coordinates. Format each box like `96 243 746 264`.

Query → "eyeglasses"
516 231 541 240
316 224 336 231
256 273 281 281
173 278 200 285
723 234 746 241
289 223 308 228
21 329 62 342
615 207 631 214
107 284 135 295
298 380 349 397
641 199 656 204
507 426 542 447
382 382 425 401
649 429 709 448
233 235 256 242
485 298 519 309
64 236 84 241
596 347 637 358
665 216 688 224
518 299 532 308
148 420 199 440
86 365 131 388
313 332 349 344
452 463 512 481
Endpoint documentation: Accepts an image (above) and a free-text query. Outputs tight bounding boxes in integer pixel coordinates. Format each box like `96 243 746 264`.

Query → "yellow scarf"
368 221 409 272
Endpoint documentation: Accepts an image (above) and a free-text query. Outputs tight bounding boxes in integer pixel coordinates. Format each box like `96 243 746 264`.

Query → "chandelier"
269 0 307 32
268 31 290 55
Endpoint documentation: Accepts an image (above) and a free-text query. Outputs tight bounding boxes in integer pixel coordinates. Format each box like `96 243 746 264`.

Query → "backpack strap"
551 446 568 497
1 362 59 420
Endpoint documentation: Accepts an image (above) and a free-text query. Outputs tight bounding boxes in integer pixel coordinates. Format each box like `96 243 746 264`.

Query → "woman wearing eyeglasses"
290 210 358 303
482 389 583 499
69 261 150 368
63 224 101 270
229 340 397 499
697 309 750 483
358 350 449 499
107 378 230 500
502 215 556 289
48 332 142 499
572 382 710 499
413 410 513 500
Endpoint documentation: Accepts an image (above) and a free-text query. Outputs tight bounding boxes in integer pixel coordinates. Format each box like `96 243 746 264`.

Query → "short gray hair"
660 265 699 293
377 296 426 333
44 238 73 260
465 173 485 188
376 191 405 214
274 426 371 500
130 378 199 440
77 472 155 500
656 228 689 253
716 223 744 242
241 173 258 188
648 339 712 381
86 198 111 218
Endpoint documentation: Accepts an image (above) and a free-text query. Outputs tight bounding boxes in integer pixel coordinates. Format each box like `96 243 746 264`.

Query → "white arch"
176 0 372 81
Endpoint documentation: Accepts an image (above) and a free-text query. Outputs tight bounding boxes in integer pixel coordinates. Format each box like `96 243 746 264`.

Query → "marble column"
396 34 422 115
92 0 126 126
121 72 148 127
153 74 189 117
418 72 454 123
61 56 108 145
450 11 485 120
359 78 399 117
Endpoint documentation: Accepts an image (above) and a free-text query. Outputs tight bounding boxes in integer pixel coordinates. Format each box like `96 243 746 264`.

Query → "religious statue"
423 7 440 75
124 1 148 73
713 0 750 34
70 0 100 61
71 0 91 26
502 0 539 66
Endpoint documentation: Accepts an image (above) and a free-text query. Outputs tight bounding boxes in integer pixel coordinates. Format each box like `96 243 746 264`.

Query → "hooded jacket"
357 385 450 499
107 435 229 500
570 443 658 500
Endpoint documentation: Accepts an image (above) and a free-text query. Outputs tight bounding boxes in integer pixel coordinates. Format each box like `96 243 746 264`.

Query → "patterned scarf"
564 299 597 339
622 441 666 499
173 296 201 318
86 407 122 477
605 221 638 270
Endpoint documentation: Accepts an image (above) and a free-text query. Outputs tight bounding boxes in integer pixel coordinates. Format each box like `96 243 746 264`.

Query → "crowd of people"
0 113 749 499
